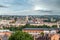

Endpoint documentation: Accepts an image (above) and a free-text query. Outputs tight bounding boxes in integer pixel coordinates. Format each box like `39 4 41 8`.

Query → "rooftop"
23 28 60 30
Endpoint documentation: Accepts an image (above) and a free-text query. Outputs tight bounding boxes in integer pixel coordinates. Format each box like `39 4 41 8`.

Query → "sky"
0 0 60 15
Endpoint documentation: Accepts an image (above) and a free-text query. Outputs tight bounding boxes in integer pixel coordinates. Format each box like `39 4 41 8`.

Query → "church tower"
26 16 28 22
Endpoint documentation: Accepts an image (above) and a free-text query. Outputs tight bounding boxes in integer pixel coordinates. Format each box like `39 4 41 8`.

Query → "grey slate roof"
23 28 60 30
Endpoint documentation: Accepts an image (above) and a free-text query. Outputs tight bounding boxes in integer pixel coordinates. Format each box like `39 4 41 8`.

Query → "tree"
40 32 44 36
42 25 49 28
52 25 57 28
9 31 33 40
9 27 17 31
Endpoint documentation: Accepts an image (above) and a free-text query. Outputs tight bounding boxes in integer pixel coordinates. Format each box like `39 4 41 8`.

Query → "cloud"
0 5 7 8
0 0 60 15
0 9 60 15
28 0 60 11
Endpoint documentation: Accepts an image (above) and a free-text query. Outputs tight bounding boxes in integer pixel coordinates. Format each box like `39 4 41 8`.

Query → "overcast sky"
0 0 60 15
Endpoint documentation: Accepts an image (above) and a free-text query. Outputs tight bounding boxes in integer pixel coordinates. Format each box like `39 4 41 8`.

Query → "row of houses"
22 28 60 35
0 28 60 40
22 28 60 40
0 20 60 28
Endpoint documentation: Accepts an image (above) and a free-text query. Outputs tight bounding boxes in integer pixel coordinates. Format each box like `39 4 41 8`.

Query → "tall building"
51 17 56 22
26 16 28 23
